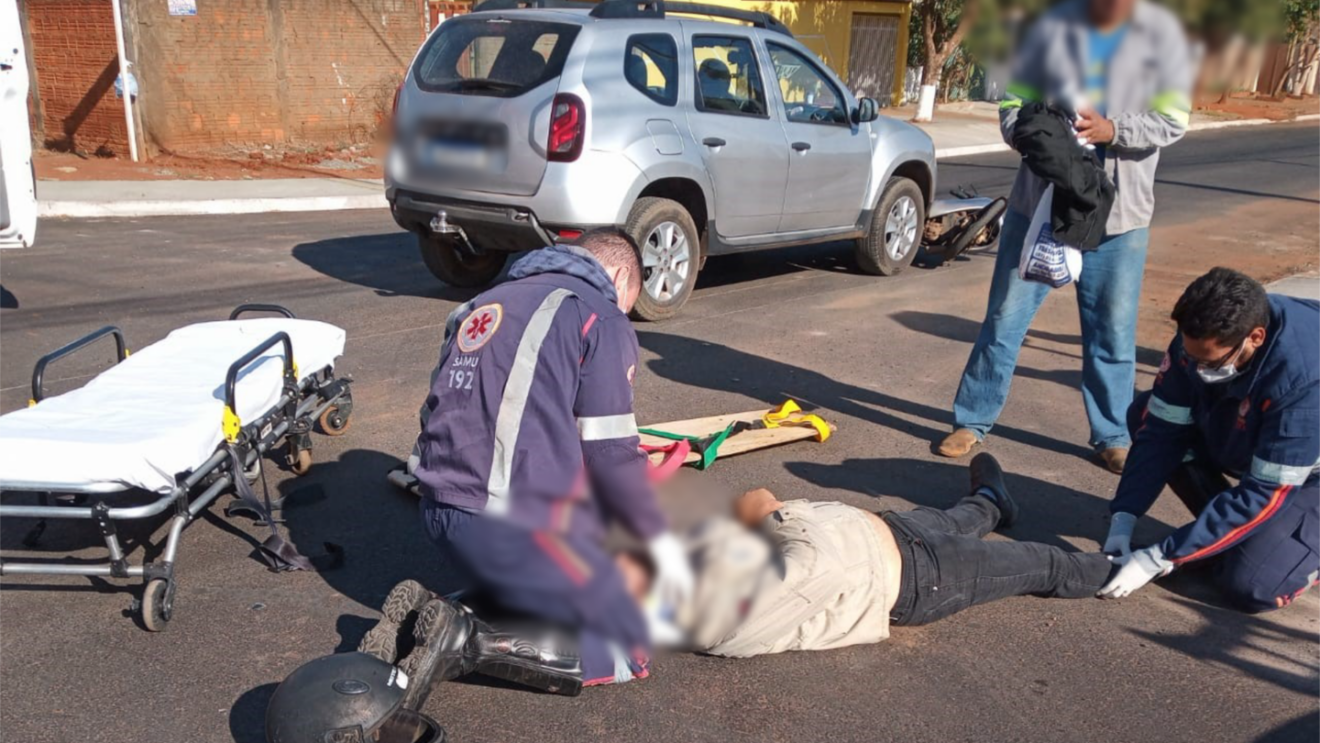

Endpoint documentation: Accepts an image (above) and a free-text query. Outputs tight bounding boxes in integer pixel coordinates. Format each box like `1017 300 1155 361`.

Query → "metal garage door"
847 13 900 107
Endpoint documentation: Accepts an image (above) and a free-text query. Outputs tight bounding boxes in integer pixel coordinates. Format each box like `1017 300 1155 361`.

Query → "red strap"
641 440 690 483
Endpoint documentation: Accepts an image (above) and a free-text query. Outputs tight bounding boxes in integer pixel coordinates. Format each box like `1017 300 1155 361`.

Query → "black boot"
466 621 584 697
969 452 1019 529
397 598 478 710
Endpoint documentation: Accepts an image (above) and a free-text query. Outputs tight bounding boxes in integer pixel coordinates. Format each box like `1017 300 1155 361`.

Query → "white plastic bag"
1019 184 1083 288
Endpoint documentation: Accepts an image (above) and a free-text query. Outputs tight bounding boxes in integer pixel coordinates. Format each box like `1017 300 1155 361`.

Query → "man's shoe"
357 579 434 665
969 452 1018 529
937 429 981 458
1098 447 1129 475
398 598 478 710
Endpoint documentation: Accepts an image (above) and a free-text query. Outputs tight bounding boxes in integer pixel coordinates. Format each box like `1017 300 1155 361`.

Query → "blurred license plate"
429 140 492 170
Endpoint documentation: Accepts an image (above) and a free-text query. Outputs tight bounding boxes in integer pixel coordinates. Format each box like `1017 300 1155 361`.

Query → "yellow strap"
27 398 37 408
762 400 832 443
223 405 242 444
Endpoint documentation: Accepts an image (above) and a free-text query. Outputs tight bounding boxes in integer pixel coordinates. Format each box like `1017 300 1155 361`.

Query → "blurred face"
1181 326 1267 375
1089 0 1136 27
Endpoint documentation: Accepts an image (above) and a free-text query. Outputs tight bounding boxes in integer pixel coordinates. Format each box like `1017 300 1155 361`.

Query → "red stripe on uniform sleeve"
1173 485 1293 565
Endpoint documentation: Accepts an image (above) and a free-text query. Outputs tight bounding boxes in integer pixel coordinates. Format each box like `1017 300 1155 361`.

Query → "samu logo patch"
457 304 503 353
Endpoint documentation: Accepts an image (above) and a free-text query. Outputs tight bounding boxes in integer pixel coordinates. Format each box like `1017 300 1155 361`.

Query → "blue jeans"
952 210 1149 450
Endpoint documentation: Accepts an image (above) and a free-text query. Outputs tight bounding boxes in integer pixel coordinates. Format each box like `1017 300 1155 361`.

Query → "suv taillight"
392 80 404 121
548 94 585 162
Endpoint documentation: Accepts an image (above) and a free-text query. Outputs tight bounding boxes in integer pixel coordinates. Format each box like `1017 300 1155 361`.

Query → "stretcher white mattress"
0 319 345 495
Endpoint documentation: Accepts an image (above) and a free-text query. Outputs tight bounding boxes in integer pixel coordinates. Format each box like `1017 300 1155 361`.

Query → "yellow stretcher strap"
223 405 242 444
762 400 832 443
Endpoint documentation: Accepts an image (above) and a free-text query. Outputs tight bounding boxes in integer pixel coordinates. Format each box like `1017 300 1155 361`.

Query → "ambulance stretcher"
0 305 352 630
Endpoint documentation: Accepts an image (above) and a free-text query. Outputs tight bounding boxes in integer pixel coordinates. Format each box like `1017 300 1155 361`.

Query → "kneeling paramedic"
403 230 693 698
1099 268 1319 611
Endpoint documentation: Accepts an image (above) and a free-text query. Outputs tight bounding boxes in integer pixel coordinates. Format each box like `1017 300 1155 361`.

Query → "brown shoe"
1098 447 1129 474
938 429 981 458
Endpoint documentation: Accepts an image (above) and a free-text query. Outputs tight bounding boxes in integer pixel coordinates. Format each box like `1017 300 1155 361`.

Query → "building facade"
20 0 910 158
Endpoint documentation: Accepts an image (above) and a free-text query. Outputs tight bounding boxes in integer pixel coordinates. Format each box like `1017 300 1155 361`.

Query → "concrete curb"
933 113 1319 159
39 193 387 219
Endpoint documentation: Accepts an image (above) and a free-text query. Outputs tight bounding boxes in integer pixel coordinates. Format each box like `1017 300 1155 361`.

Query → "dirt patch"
34 145 385 182
1196 92 1320 122
1137 194 1319 349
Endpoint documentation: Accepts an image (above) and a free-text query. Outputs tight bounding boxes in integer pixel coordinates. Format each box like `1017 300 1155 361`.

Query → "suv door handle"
702 137 726 147
791 141 812 152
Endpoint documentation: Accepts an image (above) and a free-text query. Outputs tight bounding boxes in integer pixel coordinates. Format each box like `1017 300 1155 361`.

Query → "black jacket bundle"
1011 102 1116 250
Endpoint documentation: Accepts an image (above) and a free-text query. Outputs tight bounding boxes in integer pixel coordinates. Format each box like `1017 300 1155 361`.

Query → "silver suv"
387 0 940 320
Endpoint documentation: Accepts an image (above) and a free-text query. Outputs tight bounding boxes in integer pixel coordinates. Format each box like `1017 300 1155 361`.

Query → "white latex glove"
1097 545 1173 599
1102 512 1138 557
647 531 694 610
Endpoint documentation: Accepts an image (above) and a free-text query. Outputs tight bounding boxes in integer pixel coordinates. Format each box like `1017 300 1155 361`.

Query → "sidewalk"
35 103 1319 219
38 177 385 218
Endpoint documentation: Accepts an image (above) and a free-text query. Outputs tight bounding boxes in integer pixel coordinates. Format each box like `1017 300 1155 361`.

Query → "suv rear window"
414 17 580 97
625 34 678 106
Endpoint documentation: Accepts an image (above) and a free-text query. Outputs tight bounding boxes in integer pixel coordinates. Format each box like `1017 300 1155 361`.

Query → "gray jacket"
1001 0 1193 235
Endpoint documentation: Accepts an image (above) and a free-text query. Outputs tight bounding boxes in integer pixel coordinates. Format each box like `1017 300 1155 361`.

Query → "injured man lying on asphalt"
622 453 1115 657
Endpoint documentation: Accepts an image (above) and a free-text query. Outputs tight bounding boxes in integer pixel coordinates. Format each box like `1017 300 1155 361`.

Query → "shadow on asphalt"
291 231 942 302
1131 596 1320 698
891 309 1167 369
0 285 17 309
275 448 457 611
637 331 1097 461
291 231 485 302
1254 711 1320 743
229 682 278 743
782 456 1172 553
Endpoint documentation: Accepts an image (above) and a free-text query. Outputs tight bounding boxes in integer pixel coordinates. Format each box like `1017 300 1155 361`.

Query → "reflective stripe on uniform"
1000 81 1040 110
1147 394 1193 425
1251 455 1320 486
486 288 576 517
1152 90 1191 127
578 413 638 442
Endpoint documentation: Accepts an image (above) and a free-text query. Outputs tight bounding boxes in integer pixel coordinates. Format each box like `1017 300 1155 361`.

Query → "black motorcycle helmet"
266 652 444 743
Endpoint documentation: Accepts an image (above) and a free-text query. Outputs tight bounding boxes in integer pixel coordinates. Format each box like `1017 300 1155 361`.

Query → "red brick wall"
24 0 130 154
133 0 426 152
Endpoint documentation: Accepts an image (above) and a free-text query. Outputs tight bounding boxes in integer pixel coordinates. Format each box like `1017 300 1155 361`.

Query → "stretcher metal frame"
0 304 354 630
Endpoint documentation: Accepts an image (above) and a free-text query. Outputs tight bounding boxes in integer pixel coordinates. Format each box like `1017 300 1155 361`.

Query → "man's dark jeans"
885 495 1113 626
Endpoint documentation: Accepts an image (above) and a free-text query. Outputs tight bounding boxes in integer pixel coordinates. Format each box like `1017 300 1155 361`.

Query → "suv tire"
418 234 508 288
856 177 925 276
624 197 700 322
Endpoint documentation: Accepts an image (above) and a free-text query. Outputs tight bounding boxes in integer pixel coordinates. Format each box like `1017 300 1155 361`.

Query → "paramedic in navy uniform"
413 229 692 688
1098 268 1320 611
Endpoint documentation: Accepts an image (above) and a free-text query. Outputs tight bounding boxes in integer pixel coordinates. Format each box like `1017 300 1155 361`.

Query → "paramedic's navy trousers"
1128 390 1320 612
421 499 651 685
952 210 1150 451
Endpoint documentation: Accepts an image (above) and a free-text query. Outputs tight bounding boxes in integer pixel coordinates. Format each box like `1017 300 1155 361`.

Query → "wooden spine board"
640 409 833 466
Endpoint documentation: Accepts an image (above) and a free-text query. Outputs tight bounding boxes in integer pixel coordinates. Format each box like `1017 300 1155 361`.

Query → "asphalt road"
1 123 1317 743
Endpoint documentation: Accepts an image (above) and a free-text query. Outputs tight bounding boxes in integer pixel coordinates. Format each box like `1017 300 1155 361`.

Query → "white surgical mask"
1197 343 1246 385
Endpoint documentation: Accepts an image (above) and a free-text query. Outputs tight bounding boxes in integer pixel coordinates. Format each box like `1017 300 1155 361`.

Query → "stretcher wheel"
290 446 313 476
318 405 352 437
142 579 173 632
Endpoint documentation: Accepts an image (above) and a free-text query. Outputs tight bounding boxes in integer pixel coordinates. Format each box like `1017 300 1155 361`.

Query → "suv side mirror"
853 97 879 124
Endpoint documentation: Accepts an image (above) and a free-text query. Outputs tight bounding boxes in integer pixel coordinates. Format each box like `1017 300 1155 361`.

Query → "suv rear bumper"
388 188 562 253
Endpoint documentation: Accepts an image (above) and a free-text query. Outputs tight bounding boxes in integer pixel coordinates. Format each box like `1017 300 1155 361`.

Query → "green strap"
639 422 749 471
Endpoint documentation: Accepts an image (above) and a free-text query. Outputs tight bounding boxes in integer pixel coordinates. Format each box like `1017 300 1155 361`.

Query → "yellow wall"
685 0 911 104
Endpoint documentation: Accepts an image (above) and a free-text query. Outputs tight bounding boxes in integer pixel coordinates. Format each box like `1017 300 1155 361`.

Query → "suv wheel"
856 177 925 276
418 234 508 288
624 197 700 322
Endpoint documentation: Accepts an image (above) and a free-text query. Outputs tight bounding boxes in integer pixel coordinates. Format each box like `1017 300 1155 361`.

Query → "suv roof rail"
470 0 595 12
469 0 794 38
622 1 793 37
